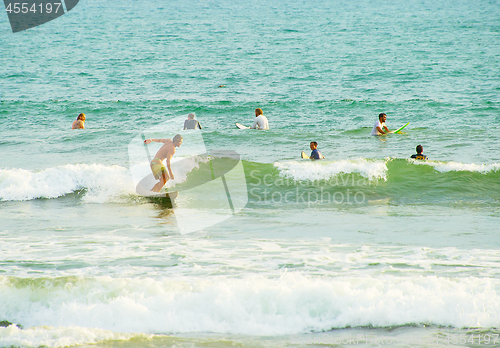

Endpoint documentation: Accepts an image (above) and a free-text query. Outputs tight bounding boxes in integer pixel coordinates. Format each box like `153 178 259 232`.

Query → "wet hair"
255 108 263 116
378 113 386 120
77 113 85 120
188 113 195 119
173 134 183 144
310 141 318 147
416 144 423 154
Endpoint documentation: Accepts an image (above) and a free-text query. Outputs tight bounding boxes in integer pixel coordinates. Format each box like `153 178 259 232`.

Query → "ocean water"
1 0 500 347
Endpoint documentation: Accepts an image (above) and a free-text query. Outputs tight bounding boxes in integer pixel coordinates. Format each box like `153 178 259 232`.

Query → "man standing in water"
370 113 391 135
143 134 183 192
251 108 269 130
183 113 202 130
309 141 325 159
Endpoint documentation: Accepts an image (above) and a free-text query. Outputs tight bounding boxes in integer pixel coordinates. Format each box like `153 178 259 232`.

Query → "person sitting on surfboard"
251 108 269 130
183 113 202 130
370 113 391 136
72 113 86 129
411 145 428 160
310 142 325 160
143 134 183 192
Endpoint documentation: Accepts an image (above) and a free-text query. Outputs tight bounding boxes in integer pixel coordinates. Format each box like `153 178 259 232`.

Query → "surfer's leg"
151 168 169 192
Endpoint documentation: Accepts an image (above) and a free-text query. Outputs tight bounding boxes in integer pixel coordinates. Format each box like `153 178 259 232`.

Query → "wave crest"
0 164 134 202
274 159 388 181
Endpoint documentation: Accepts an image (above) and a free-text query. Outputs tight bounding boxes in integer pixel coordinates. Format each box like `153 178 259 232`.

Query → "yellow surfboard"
392 122 410 134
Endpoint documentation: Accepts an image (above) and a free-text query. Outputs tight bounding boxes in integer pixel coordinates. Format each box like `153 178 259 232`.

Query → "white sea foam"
0 159 208 202
274 159 388 181
414 161 500 174
1 273 499 340
0 164 136 202
0 325 148 348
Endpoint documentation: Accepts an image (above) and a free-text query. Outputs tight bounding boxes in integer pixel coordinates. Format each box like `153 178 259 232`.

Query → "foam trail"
0 325 146 348
274 159 388 181
420 161 500 174
1 274 499 337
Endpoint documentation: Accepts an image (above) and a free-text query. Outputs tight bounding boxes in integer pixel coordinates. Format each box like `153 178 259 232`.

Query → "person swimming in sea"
251 108 269 130
183 113 202 130
309 141 325 160
411 144 428 160
72 113 86 129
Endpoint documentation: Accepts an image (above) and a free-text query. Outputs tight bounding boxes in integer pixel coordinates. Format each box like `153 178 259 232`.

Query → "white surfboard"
235 122 250 129
301 151 309 159
136 173 178 200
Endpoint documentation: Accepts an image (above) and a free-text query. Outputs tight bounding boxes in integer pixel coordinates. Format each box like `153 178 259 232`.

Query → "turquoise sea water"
1 0 500 347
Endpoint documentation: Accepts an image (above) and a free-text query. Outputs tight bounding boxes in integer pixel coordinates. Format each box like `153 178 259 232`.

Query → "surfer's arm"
166 153 174 180
144 138 167 144
376 126 387 135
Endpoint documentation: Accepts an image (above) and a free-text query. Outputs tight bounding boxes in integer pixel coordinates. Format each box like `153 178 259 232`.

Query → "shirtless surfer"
72 113 86 129
370 113 391 136
143 134 183 192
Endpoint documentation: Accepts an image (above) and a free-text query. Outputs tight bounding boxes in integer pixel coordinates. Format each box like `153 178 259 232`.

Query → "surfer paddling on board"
309 141 325 159
251 108 269 130
144 135 183 192
370 113 392 136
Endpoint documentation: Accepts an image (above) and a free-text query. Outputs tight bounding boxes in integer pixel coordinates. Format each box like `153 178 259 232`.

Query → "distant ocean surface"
1 0 500 347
